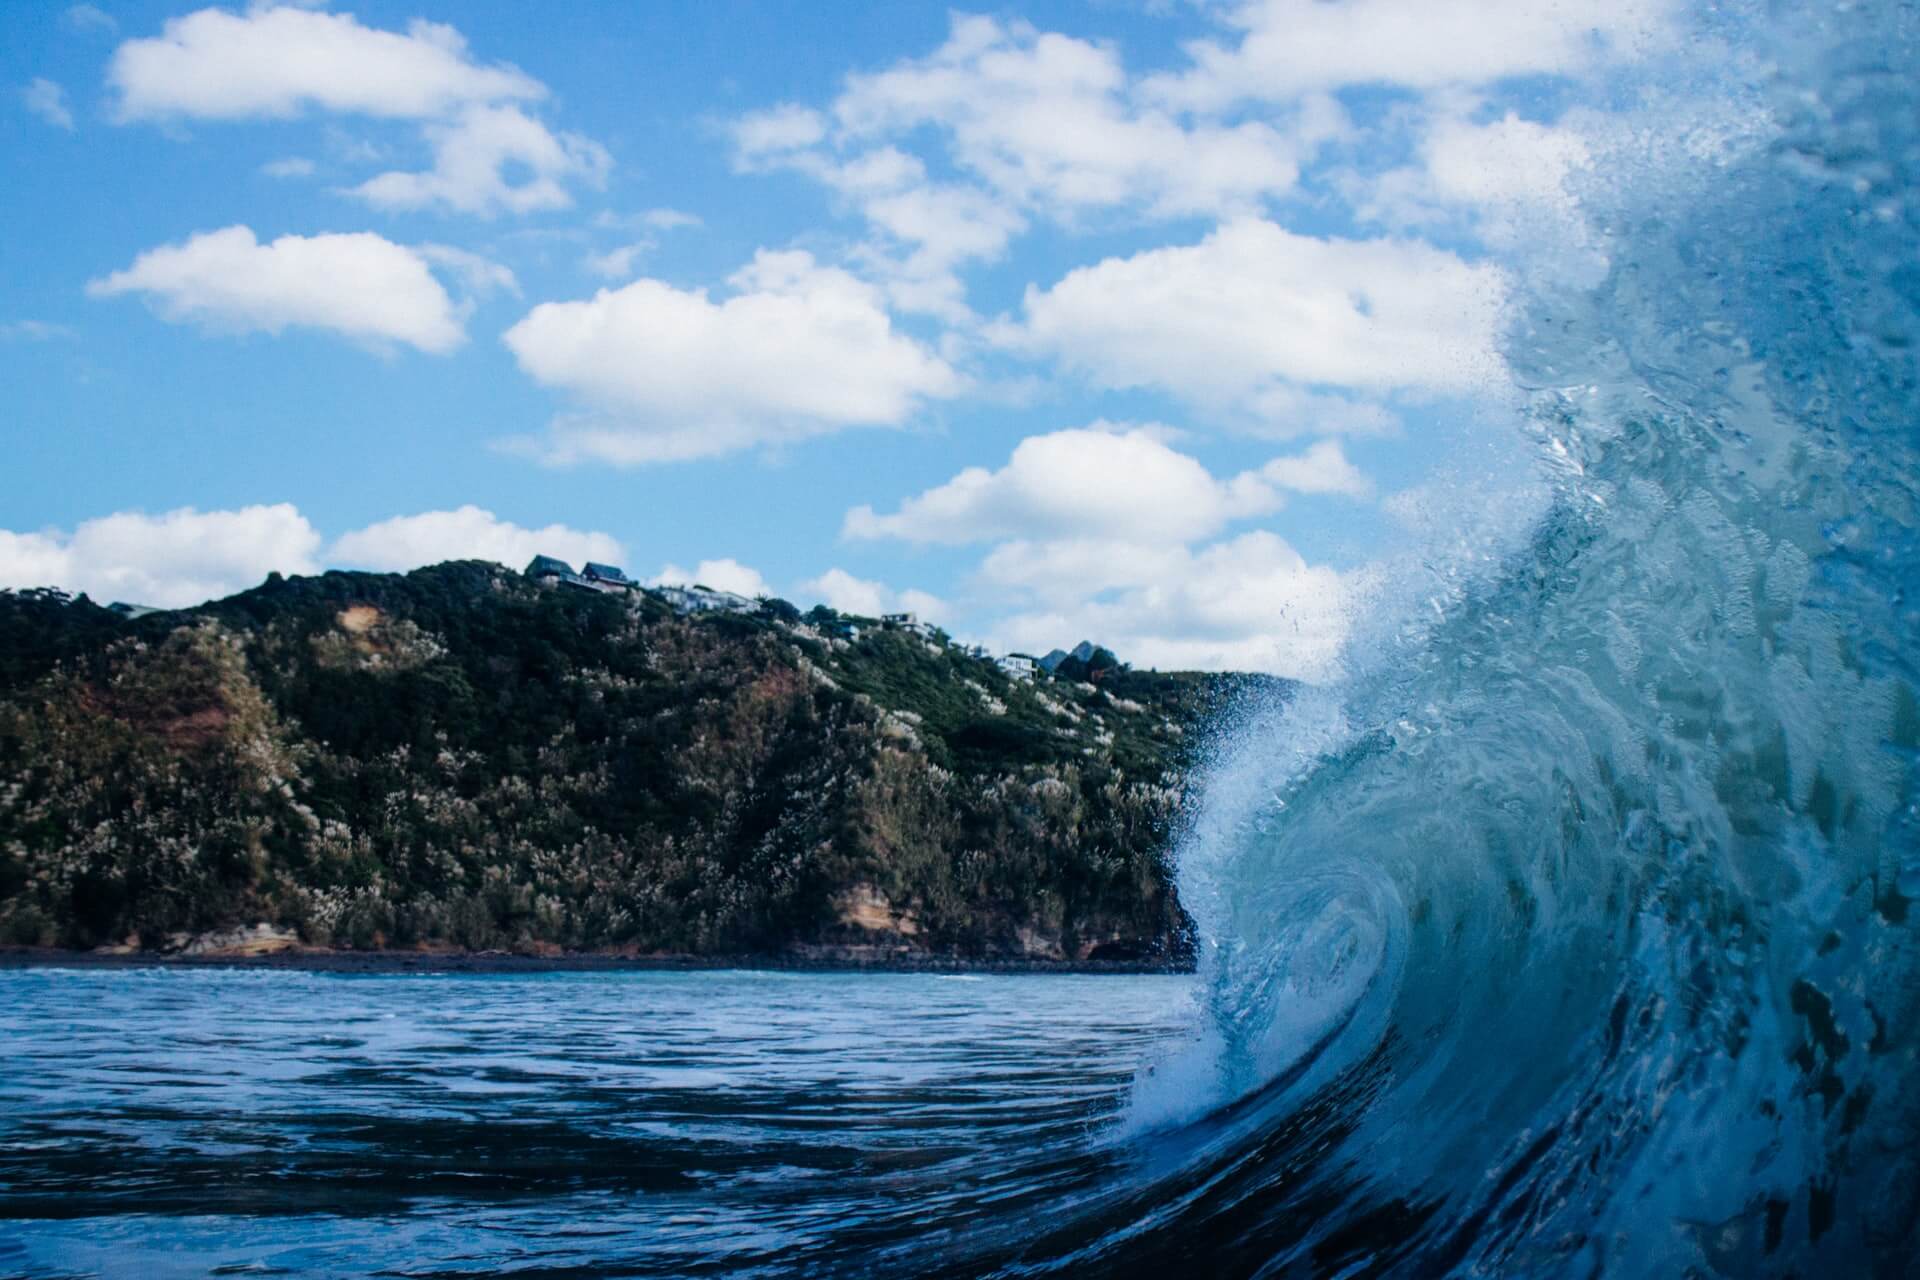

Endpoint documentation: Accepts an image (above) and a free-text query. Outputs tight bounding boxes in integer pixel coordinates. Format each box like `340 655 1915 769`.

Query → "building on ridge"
525 555 596 592
582 562 637 593
658 584 756 615
882 611 937 639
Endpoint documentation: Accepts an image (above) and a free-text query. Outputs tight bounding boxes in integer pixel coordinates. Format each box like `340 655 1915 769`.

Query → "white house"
881 611 939 639
997 654 1038 681
658 584 756 615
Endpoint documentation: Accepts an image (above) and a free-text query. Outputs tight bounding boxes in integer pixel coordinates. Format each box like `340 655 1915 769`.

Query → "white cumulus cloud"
1258 439 1372 497
984 531 1359 680
502 249 962 464
107 5 541 121
735 132 1026 320
0 505 323 608
1351 111 1601 258
1240 386 1402 439
1423 112 1594 213
648 558 771 598
830 15 1327 219
107 7 606 217
350 104 610 217
731 15 1349 319
328 506 622 573
733 103 826 157
0 503 632 608
844 425 1282 546
1146 0 1675 110
842 426 1375 676
798 568 948 623
87 225 468 354
1011 219 1507 419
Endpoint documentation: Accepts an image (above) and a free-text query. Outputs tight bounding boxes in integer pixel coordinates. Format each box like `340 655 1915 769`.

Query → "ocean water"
0 968 1197 1278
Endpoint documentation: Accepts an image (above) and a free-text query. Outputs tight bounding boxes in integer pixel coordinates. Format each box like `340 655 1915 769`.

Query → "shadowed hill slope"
0 563 1286 964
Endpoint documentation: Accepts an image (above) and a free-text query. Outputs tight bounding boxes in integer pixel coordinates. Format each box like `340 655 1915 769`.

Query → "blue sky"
2 0 1682 674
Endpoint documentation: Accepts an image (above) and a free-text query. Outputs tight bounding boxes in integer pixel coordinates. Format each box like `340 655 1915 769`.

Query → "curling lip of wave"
1023 4 1920 1275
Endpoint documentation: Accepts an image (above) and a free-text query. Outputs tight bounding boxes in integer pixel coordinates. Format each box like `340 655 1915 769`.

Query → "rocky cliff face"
0 564 1281 964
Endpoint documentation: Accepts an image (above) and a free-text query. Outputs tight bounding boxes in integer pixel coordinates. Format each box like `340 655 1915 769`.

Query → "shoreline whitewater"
0 944 1193 976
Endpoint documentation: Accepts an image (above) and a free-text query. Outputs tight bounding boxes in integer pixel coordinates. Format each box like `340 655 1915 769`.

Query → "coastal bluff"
0 562 1284 967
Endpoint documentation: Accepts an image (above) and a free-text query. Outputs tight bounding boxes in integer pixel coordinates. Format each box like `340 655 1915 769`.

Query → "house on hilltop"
998 653 1038 681
659 584 756 615
525 555 596 592
582 562 637 593
882 611 937 639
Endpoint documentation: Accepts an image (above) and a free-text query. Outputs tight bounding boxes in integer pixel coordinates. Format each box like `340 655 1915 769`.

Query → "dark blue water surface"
0 968 1195 1278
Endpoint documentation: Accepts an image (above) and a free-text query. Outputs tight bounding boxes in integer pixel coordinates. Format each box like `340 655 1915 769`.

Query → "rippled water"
0 968 1194 1278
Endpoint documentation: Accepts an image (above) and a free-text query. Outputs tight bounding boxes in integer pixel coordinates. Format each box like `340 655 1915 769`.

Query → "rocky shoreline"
0 944 1192 976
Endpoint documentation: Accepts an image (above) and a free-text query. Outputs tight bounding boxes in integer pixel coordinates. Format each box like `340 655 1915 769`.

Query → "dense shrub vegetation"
0 564 1285 962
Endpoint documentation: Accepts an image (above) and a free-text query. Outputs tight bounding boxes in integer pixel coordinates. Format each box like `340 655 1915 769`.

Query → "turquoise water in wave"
0 968 1193 1278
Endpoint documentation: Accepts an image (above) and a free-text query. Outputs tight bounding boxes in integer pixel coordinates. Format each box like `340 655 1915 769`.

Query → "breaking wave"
999 5 1920 1275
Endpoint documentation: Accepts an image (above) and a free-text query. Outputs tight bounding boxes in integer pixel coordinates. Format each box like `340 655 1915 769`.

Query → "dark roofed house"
525 555 596 592
582 562 636 593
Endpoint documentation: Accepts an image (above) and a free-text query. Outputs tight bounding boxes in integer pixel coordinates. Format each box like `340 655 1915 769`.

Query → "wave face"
999 7 1920 1276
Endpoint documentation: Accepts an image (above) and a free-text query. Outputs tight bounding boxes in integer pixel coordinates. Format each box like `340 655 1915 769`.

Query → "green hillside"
0 563 1286 965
